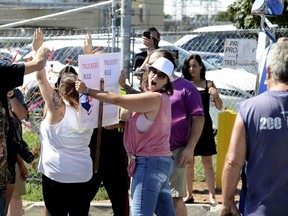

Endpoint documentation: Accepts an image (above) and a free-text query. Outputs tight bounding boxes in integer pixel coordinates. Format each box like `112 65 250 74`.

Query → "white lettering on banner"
259 117 282 130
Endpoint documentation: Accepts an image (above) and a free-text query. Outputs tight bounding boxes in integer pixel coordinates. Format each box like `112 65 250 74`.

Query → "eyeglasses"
146 65 167 80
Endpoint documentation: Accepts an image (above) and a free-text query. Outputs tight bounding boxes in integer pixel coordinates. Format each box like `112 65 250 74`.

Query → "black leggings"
42 174 91 216
88 128 130 216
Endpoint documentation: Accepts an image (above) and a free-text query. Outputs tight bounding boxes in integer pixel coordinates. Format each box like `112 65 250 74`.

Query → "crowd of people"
0 26 287 216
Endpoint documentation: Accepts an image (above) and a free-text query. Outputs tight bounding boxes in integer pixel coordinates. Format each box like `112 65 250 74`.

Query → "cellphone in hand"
143 31 151 39
170 50 179 64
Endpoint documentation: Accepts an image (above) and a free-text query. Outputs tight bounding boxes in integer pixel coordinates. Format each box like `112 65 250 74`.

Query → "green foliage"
23 182 109 201
194 155 216 181
23 182 43 202
22 130 40 149
93 186 109 201
227 0 288 29
213 11 231 22
22 130 41 177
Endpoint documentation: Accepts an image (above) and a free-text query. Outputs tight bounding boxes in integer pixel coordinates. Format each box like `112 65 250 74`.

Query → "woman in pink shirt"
76 57 176 216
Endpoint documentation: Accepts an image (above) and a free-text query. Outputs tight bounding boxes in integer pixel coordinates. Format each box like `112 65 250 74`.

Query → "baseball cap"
150 57 174 82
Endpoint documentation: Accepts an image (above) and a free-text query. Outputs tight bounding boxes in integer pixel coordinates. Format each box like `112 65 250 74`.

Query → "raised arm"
24 28 50 75
32 28 44 52
208 81 223 110
36 68 64 124
119 70 141 94
83 34 93 54
75 80 161 119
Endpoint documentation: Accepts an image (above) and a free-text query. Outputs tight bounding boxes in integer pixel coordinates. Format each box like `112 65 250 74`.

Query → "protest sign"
78 52 121 128
224 39 257 73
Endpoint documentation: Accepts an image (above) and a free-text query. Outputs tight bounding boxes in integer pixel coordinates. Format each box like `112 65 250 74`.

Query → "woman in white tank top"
34 28 93 216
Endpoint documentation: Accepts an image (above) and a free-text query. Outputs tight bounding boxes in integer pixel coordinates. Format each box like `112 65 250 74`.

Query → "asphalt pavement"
23 201 222 216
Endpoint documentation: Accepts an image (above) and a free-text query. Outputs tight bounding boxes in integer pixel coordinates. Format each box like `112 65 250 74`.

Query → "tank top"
38 104 93 183
238 90 288 215
124 93 172 176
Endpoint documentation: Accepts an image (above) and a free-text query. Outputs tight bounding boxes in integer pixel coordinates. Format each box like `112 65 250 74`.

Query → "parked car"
174 32 243 54
193 52 224 68
173 25 257 68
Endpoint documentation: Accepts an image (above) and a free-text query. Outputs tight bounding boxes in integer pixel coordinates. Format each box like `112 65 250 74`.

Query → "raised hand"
83 34 93 54
75 80 87 94
32 28 44 52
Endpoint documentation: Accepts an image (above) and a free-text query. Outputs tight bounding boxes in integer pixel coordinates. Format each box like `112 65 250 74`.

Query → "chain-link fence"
158 27 288 129
2 26 288 181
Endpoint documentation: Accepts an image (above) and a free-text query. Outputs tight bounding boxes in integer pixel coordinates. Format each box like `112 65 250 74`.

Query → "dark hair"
182 54 206 80
156 49 176 68
55 66 77 89
55 73 79 109
148 27 160 41
59 65 77 76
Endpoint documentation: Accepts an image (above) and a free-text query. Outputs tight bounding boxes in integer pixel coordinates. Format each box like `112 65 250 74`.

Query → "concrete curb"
24 201 222 216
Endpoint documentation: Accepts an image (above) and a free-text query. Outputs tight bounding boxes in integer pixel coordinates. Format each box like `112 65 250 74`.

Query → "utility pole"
121 0 132 79
111 0 117 52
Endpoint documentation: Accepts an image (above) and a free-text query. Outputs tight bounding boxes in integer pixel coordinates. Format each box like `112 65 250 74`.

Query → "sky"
164 0 237 17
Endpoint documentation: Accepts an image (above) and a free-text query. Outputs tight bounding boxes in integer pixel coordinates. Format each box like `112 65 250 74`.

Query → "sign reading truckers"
78 52 121 129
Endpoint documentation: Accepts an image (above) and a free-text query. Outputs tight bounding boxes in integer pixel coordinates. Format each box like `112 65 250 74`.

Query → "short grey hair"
266 42 288 82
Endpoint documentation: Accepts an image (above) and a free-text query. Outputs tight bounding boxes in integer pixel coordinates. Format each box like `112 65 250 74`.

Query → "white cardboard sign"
224 39 257 73
78 52 121 129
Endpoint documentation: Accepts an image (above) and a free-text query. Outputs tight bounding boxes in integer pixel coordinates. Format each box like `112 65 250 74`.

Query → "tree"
213 11 231 22
227 0 288 29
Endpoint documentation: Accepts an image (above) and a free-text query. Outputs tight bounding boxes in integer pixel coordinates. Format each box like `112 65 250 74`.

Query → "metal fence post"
121 0 132 79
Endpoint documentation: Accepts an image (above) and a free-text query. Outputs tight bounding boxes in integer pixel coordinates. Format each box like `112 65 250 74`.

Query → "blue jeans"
131 156 176 216
0 192 6 216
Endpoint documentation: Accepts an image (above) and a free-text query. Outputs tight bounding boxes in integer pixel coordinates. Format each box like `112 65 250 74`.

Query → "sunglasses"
146 65 167 80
